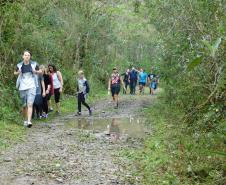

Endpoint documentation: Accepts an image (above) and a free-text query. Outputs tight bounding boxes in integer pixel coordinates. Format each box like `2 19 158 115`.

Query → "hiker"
122 69 130 94
48 64 63 115
108 67 125 109
76 70 92 116
14 50 41 127
33 70 45 119
128 67 138 95
149 75 157 95
40 65 51 118
138 68 148 94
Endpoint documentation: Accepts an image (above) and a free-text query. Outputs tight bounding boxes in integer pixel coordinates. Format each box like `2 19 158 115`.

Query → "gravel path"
0 94 156 185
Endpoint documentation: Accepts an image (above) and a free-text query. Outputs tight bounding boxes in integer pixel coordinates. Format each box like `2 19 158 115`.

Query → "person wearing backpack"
14 50 41 127
108 67 125 109
48 64 63 115
128 67 138 95
76 70 92 116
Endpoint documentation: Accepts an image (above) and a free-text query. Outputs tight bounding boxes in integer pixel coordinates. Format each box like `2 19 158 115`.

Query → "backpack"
130 70 137 80
111 73 120 85
16 61 38 89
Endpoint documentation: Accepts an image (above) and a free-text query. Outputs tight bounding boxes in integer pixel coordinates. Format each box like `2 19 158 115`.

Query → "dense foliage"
0 0 156 121
0 0 225 184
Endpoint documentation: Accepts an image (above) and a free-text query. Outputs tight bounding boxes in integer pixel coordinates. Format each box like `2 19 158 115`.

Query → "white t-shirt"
17 62 37 91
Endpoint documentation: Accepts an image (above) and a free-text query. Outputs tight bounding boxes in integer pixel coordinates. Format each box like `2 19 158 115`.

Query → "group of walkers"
15 50 158 127
108 66 159 108
14 51 64 127
15 50 93 127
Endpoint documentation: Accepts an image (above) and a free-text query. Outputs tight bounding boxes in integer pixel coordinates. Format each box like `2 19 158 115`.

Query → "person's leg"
22 107 27 120
48 96 53 112
77 93 82 114
132 82 135 94
81 95 91 115
27 103 33 123
123 82 126 94
142 83 145 94
114 86 120 108
139 83 142 94
26 88 36 127
20 90 28 123
134 81 137 94
115 94 119 108
82 100 90 110
54 88 61 113
111 86 115 102
125 82 128 94
129 82 133 94
42 96 48 116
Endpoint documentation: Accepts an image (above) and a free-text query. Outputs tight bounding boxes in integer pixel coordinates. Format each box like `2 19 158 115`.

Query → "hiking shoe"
55 111 61 116
27 122 32 128
42 113 48 118
75 112 81 116
49 108 53 112
23 121 28 127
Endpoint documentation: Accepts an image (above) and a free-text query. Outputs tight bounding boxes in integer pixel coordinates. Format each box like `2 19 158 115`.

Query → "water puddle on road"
64 117 151 141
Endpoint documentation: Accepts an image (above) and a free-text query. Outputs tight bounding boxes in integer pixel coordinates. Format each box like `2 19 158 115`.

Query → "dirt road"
0 94 156 185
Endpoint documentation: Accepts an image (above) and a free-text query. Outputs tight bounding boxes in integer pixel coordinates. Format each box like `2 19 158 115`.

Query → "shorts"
139 82 146 86
111 84 120 97
19 88 36 107
150 82 156 89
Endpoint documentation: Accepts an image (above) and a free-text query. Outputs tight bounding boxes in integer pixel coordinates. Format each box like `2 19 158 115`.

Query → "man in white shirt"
14 51 41 127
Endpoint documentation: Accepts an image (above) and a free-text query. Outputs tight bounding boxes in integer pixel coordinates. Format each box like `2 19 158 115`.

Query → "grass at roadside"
0 121 25 151
121 92 225 185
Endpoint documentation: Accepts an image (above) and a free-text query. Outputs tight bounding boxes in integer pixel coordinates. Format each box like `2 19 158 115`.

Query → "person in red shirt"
108 67 125 109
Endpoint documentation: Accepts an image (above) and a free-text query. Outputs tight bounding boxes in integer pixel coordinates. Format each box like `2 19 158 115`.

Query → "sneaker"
55 111 61 116
42 113 48 118
89 109 92 116
75 112 81 116
23 121 28 127
49 108 53 112
27 122 32 128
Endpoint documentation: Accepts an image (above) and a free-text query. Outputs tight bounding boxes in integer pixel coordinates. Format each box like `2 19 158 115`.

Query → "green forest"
0 0 225 184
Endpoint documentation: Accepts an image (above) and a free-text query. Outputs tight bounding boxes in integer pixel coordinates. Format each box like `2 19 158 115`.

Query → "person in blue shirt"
138 68 148 94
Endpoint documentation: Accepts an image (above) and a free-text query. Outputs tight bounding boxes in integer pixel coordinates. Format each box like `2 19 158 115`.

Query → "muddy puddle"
61 117 151 141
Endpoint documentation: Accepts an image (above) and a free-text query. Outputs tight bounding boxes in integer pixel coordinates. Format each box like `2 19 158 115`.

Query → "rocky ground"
0 94 156 185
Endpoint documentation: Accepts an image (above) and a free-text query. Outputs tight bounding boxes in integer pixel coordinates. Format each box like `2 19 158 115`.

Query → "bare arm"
14 70 21 75
57 71 64 92
108 78 111 90
41 80 46 97
14 66 21 75
120 77 126 90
